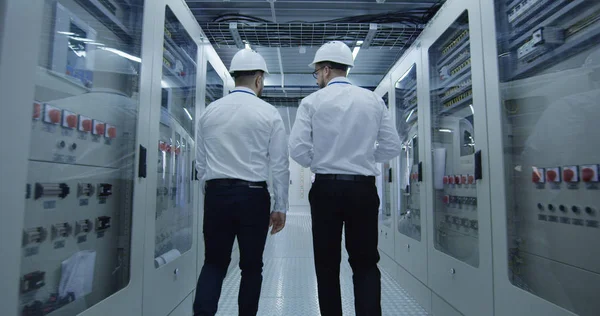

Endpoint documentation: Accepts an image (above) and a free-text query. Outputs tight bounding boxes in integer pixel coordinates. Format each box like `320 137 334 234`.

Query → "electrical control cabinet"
1 0 231 315
482 0 600 315
142 2 204 316
390 47 429 285
421 1 494 314
10 0 151 315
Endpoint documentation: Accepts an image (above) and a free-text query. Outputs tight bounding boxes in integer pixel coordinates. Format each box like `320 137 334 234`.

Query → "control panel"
496 0 600 314
429 11 480 268
18 0 143 314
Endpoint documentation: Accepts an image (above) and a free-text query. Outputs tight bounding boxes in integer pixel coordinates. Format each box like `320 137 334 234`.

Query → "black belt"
206 179 267 188
315 174 375 183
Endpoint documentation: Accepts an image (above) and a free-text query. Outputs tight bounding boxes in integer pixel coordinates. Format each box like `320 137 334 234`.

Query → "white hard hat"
309 41 354 68
229 49 269 74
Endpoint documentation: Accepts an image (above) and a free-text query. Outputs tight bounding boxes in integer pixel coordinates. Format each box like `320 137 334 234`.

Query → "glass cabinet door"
429 11 480 268
20 0 145 314
396 64 421 241
154 5 196 268
493 0 600 314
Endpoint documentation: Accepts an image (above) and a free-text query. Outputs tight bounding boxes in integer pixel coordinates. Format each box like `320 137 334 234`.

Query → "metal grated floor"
215 206 429 316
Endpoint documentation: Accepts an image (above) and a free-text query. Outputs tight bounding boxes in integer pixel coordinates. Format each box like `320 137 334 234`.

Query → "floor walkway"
215 206 429 315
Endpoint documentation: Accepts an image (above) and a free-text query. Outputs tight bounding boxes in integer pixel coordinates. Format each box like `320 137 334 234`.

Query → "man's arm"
374 97 402 162
288 99 313 167
268 112 290 234
268 112 290 214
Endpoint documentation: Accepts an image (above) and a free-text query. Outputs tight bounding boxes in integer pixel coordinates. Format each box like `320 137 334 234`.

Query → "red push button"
443 195 450 204
461 175 467 184
468 175 474 184
62 110 78 129
546 168 560 183
43 104 61 124
33 102 41 120
562 166 578 183
454 175 460 184
106 124 117 139
582 165 599 183
532 168 545 183
443 176 449 184
159 141 167 152
93 120 105 135
449 176 455 184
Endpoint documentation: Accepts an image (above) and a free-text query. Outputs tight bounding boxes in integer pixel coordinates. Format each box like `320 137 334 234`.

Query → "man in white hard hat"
193 49 289 316
289 41 402 316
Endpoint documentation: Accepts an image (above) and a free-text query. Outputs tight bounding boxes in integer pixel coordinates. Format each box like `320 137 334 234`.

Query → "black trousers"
309 178 382 316
193 184 271 316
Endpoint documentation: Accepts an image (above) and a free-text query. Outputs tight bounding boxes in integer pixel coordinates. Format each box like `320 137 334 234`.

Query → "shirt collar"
327 76 352 86
231 86 257 96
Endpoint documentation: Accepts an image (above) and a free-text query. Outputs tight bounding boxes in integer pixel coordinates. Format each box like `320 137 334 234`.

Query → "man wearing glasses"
289 41 402 316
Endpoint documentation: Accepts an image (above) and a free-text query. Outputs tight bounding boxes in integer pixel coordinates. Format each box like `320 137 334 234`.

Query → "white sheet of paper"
59 250 96 299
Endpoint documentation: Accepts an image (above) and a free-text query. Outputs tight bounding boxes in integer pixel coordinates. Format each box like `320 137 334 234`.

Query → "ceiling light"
438 128 452 133
99 47 141 63
183 108 193 121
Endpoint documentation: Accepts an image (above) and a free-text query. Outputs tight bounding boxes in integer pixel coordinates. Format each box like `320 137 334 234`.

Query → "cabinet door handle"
474 150 482 180
138 145 147 178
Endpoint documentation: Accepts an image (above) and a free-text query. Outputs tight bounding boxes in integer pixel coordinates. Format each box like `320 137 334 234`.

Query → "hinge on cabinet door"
138 145 147 178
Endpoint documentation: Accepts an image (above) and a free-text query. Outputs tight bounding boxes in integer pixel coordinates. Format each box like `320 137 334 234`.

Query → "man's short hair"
317 61 349 72
232 70 263 78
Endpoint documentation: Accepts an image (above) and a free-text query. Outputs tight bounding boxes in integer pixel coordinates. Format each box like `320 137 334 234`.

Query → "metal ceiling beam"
361 23 378 49
228 22 244 48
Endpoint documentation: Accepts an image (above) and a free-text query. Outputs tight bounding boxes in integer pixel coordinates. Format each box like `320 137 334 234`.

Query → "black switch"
21 271 45 293
98 184 112 197
96 216 111 231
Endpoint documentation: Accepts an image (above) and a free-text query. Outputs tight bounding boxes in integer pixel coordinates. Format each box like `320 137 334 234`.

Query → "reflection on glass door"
20 0 145 314
429 11 479 267
495 0 600 314
380 93 392 228
154 6 196 269
396 64 421 241
205 62 224 105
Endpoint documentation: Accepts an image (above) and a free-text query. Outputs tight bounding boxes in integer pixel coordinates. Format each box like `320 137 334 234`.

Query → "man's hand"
269 212 286 235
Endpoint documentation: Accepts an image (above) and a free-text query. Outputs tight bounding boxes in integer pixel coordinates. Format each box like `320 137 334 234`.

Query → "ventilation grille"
202 22 423 49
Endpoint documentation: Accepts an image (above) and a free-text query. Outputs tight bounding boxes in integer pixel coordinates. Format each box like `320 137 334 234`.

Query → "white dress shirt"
196 86 290 213
289 77 402 176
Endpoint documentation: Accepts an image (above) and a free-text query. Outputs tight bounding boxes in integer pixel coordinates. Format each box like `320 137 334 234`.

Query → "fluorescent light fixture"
183 108 193 121
99 47 141 63
69 36 95 42
57 31 77 36
405 109 415 122
357 40 364 45
438 128 452 133
469 104 474 114
244 42 252 50
352 46 361 60
161 80 170 88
